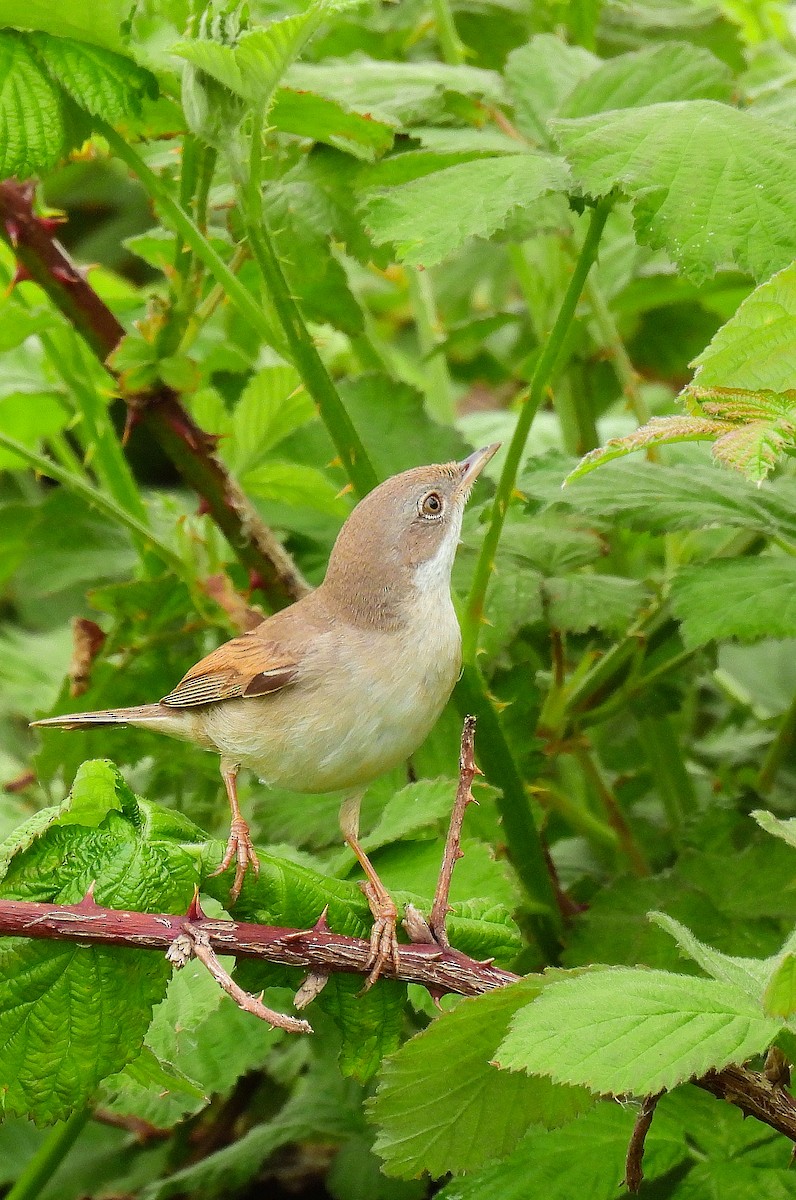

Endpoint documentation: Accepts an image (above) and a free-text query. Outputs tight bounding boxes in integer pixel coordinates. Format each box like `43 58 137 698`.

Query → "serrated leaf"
496 969 782 1096
565 415 729 481
436 1103 688 1200
553 101 796 282
271 86 394 159
543 574 645 633
562 42 733 116
0 31 65 177
242 460 348 516
287 58 504 126
359 778 462 856
0 940 171 1124
30 33 157 122
173 2 335 112
650 912 769 1001
504 34 598 142
0 761 202 1122
529 459 796 544
362 153 571 267
225 364 310 475
339 373 470 477
671 559 796 646
690 260 796 396
371 979 592 1178
320 974 405 1083
752 808 796 849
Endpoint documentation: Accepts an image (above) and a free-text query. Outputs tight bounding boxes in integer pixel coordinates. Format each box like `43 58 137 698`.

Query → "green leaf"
752 808 796 849
689 260 796 396
30 33 157 122
528 459 796 544
371 979 592 1178
650 912 769 1001
0 392 69 470
359 778 462 856
553 101 796 282
0 0 127 50
242 460 348 517
173 2 340 113
321 974 406 1084
0 761 202 1122
339 374 470 478
435 1103 689 1200
0 940 172 1124
287 59 505 126
543 574 645 634
362 153 571 267
225 364 311 475
670 559 796 647
504 34 598 142
763 953 796 1019
271 86 395 160
496 968 782 1095
562 42 734 116
0 31 65 177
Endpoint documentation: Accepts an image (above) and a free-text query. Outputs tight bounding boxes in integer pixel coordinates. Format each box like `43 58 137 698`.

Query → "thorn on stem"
185 887 207 922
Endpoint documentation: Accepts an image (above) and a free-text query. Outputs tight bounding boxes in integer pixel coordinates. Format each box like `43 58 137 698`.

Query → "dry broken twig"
429 714 481 948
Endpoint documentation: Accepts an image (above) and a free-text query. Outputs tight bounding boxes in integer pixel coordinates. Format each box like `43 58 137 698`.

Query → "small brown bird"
34 445 498 975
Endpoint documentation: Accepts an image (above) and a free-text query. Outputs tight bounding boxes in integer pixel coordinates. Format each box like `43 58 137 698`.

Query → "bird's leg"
211 759 260 903
340 793 400 989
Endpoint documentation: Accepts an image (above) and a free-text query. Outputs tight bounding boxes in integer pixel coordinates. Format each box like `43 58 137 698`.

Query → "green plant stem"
758 691 796 795
463 197 613 663
455 663 563 953
406 266 455 423
583 274 655 438
243 109 378 498
636 715 694 833
101 124 287 359
431 0 467 63
533 781 619 850
573 741 649 876
0 432 187 579
6 1108 89 1200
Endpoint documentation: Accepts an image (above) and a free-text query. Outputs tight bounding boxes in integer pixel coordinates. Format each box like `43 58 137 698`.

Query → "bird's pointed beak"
457 443 501 490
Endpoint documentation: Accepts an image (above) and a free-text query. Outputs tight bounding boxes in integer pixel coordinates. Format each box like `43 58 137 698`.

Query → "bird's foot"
211 816 260 903
359 879 401 990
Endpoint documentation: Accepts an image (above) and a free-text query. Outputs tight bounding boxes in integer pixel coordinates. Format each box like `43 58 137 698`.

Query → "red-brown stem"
0 180 309 608
624 1092 663 1193
0 897 518 998
429 715 479 947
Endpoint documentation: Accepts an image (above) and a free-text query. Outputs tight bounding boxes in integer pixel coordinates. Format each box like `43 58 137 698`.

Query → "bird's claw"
211 816 260 903
360 880 401 990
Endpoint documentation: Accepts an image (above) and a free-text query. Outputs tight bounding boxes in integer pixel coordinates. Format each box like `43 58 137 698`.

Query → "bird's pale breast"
199 587 461 793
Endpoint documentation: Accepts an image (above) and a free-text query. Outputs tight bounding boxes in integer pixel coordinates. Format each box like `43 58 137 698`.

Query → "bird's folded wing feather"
161 633 299 707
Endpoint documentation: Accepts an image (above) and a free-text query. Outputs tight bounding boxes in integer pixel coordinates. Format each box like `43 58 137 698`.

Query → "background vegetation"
2 0 796 1196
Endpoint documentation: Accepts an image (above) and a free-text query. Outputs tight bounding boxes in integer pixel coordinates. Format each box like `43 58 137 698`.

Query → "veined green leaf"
242 460 348 516
763 954 796 1019
690 261 796 396
671 558 796 646
0 31 65 177
362 153 571 267
496 968 782 1095
504 34 598 142
562 42 733 116
226 365 310 475
650 912 769 1001
435 1103 689 1200
753 808 796 849
271 86 395 159
371 979 592 1178
30 33 157 121
553 101 796 282
0 0 127 50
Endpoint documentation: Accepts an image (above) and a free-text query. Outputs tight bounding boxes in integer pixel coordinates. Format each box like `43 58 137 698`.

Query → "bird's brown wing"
161 632 299 708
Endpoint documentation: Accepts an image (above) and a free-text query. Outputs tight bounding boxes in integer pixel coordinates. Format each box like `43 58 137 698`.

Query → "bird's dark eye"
419 491 444 519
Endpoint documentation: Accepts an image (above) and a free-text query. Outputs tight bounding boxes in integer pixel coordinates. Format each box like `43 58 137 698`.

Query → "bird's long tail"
32 705 178 733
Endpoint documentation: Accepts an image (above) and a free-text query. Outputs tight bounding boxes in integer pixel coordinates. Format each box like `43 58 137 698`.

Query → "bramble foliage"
2 0 796 1197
